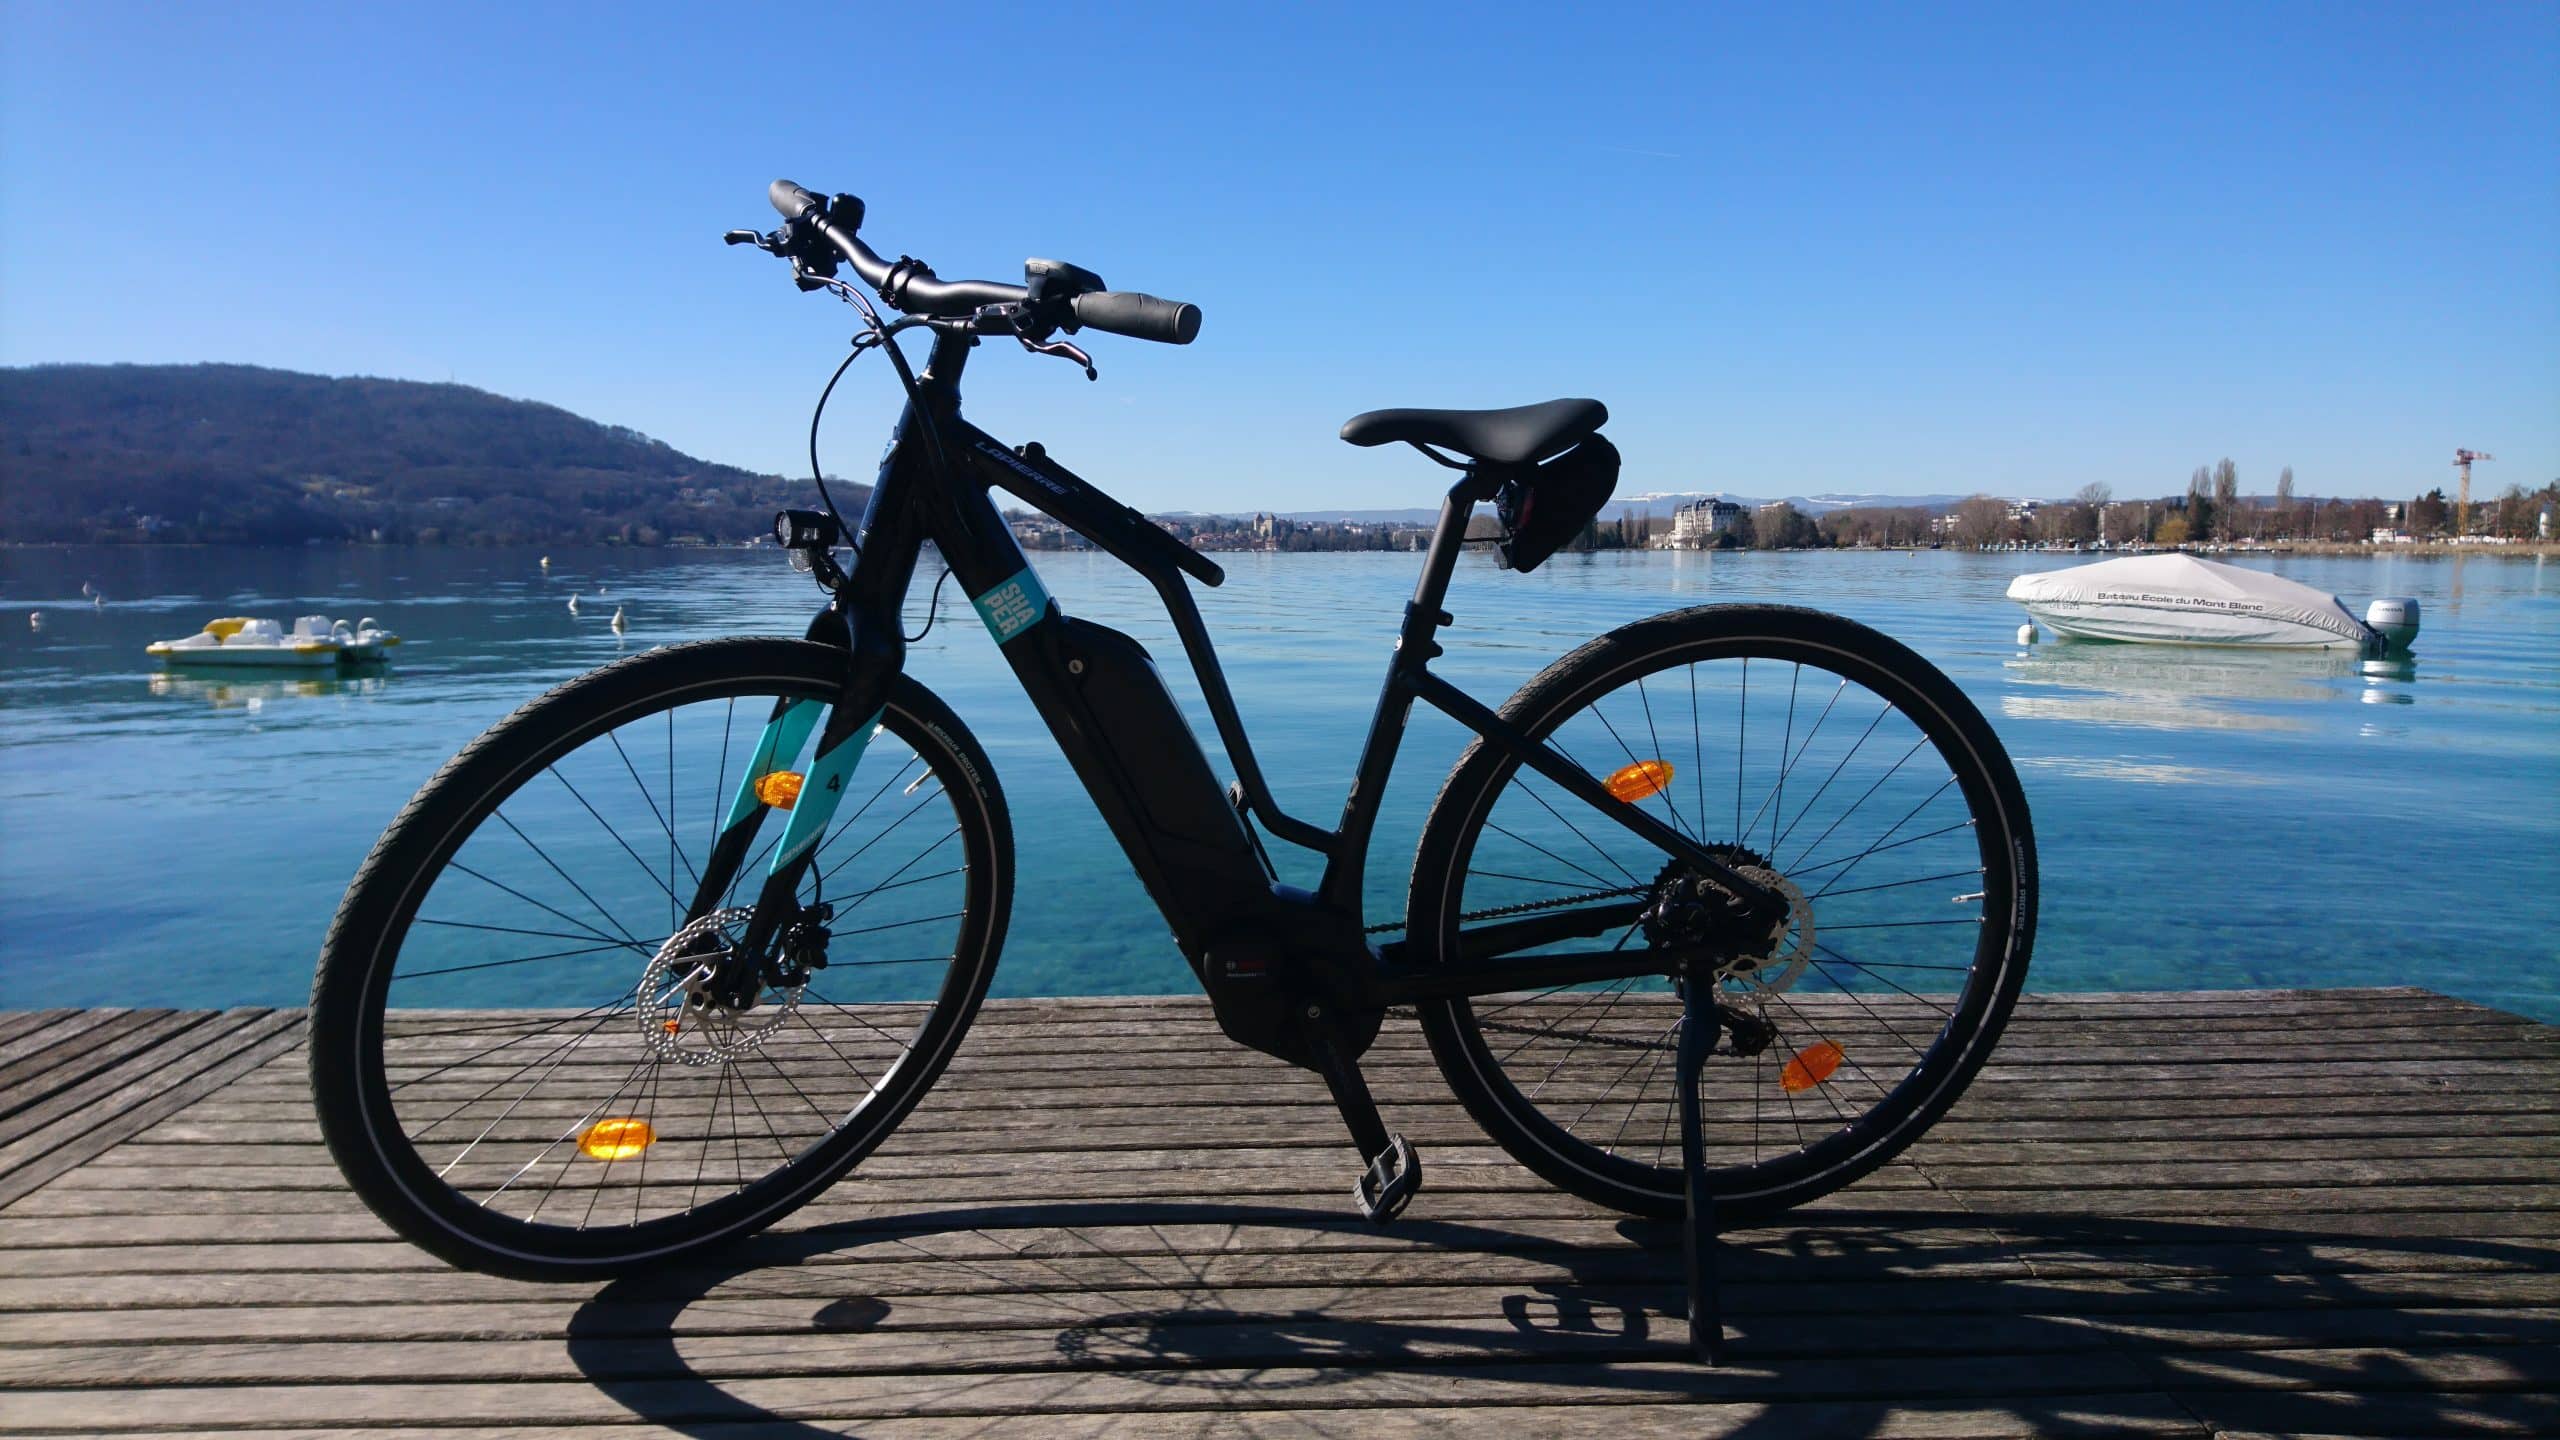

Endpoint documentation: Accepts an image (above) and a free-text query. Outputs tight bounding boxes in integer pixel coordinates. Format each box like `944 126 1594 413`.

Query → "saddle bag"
1494 434 1620 573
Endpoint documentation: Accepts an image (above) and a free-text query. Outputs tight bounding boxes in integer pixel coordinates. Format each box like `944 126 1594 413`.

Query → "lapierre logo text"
974 440 1069 495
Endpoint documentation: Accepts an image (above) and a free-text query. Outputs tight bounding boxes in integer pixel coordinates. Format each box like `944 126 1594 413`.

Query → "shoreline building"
1669 497 1744 549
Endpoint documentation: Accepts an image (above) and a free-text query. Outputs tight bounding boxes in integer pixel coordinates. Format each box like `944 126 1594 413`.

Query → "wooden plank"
2 1261 2550 1345
7 1302 2555 1390
0 1397 2217 1440
5 1184 2557 1259
341 1011 2560 1056
0 1012 264 1149
0 1011 183 1119
150 1085 2560 1135
0 1352 2177 1429
8 1221 2559 1309
0 1011 303 1212
0 1009 104 1062
35 1152 2560 1204
0 988 2548 1439
231 1023 2560 1075
2172 1386 2560 1438
80 1131 2560 1175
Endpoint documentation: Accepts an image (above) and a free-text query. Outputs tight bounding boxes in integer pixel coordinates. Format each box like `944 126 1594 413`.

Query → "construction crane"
2454 449 2496 538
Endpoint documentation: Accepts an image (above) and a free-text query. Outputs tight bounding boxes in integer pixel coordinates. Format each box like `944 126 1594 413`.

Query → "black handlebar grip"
1069 291 1202 345
769 179 822 219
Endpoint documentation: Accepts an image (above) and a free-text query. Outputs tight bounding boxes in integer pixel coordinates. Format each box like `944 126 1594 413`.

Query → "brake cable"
804 344 866 558
791 273 971 632
904 565 957 643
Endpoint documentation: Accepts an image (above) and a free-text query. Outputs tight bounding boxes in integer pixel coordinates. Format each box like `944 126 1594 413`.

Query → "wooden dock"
0 987 2553 1437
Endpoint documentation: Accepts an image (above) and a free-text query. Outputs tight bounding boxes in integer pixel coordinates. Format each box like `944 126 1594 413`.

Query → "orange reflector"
1781 1041 1844 1093
754 771 805 809
1603 759 1674 803
579 1117 655 1161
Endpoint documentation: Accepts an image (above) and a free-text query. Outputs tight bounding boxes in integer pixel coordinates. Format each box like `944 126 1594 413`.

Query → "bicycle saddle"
1338 398 1607 467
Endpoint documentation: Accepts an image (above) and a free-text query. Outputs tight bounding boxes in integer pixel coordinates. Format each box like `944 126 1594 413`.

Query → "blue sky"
4 2 2552 511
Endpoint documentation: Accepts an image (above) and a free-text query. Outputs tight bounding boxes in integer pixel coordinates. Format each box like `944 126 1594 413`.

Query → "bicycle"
310 181 2037 1363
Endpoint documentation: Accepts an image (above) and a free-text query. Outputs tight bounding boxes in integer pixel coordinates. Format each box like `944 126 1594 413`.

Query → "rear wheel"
1408 605 2034 1221
311 639 1010 1278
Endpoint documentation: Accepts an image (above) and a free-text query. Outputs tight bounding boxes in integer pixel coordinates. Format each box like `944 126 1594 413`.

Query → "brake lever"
1018 334 1098 381
723 229 764 247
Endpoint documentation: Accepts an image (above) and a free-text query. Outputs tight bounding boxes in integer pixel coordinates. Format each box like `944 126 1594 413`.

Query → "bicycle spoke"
709 699 736 852
348 665 995 1258
1526 979 1641 1099
1511 776 1644 887
512 1056 653 1220
493 809 645 949
443 862 643 953
1807 866 1983 903
1804 955 1938 1057
787 1006 880 1094
548 765 681 911
802 986 923 1050
816 792 941 886
1786 819 1974 878
1438 622 2022 1213
414 916 649 948
1769 704 1891 856
1783 748 1941 877
1483 819 1623 893
1813 942 1960 1017
399 939 641 981
605 728 692 894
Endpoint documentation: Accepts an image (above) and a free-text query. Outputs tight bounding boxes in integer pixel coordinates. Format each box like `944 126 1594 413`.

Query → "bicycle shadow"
561 1200 2560 1436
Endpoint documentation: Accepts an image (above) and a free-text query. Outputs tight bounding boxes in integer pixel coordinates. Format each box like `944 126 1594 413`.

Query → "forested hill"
0 364 839 545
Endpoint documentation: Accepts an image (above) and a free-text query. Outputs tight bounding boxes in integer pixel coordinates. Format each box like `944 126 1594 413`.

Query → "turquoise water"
2 544 2553 1020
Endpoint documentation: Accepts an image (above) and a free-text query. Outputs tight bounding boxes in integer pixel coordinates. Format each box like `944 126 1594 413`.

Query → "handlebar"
764 179 1199 345
767 179 822 219
1071 290 1201 345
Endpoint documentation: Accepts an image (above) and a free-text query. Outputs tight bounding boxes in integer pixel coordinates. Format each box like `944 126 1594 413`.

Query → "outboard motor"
2364 597 2420 653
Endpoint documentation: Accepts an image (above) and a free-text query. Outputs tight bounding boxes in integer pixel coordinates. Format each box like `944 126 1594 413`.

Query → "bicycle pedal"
1353 1134 1421 1223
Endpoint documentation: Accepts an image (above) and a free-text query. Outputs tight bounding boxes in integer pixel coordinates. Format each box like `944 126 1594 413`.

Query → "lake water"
3 544 2554 1021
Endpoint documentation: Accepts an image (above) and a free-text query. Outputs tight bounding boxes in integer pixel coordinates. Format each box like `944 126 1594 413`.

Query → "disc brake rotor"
1720 864 1813 997
637 907 803 1066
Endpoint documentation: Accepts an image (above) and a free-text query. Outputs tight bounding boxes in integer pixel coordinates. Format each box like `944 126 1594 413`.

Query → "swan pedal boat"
147 616 400 669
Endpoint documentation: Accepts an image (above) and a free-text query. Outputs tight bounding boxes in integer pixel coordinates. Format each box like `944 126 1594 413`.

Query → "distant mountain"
0 363 835 545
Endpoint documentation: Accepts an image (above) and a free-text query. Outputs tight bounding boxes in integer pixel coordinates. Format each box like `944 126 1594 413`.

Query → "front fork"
681 611 898 1001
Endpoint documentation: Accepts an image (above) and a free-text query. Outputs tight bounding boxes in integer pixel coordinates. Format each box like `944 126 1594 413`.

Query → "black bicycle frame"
690 328 1779 1048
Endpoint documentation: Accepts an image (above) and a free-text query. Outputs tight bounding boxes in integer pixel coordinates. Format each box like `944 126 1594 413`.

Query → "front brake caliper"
773 902 834 988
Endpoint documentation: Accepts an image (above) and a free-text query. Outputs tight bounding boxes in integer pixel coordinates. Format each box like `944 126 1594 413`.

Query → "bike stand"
1679 977 1726 1365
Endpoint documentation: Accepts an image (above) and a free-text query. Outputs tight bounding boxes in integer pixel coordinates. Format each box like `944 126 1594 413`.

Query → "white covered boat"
147 615 400 668
2007 555 2412 651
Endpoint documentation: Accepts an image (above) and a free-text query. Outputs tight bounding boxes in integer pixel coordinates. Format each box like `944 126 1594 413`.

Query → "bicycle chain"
1361 884 1649 936
1366 884 1678 1052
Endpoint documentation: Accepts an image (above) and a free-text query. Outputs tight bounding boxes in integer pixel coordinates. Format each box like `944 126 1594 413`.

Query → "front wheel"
1407 605 2034 1222
311 639 1011 1279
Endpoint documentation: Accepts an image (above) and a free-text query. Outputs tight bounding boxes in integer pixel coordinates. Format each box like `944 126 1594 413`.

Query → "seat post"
1408 472 1500 630
1314 470 1497 914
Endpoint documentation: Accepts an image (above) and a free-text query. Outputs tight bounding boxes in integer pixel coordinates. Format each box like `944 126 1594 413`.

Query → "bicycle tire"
310 638 1010 1279
1406 604 2034 1222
